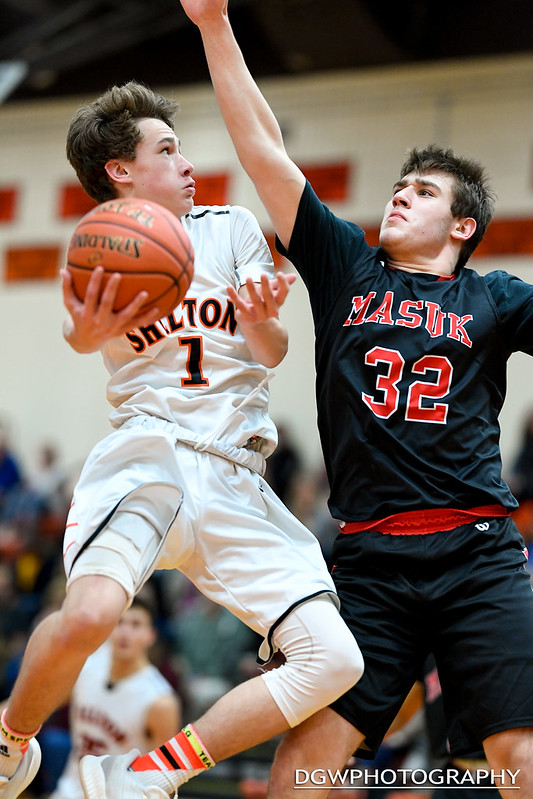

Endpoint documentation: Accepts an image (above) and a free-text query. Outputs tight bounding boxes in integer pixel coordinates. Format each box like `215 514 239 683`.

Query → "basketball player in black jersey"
177 1 533 797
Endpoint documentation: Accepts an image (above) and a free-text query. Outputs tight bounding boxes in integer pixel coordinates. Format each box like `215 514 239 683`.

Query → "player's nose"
179 155 195 175
392 189 410 207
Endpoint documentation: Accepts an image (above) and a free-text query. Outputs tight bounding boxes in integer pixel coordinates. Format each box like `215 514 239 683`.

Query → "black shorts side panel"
330 517 533 759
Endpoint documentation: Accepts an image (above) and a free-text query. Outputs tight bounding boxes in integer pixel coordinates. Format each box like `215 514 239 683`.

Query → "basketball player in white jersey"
51 598 180 799
0 81 363 799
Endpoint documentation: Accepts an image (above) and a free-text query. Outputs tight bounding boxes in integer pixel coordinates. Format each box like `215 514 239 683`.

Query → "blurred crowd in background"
1 414 532 799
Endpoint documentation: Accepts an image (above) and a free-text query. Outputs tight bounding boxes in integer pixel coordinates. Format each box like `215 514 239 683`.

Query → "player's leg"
0 475 179 799
268 706 364 799
78 594 363 799
77 450 363 799
483 728 533 798
3 575 127 735
3 490 172 737
266 528 429 799
0 574 127 799
433 518 533 798
192 594 363 752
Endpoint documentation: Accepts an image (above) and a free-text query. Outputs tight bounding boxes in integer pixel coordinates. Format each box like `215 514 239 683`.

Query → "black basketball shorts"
330 515 533 759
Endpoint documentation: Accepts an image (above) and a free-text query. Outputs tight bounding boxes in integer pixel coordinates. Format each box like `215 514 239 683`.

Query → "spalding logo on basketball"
67 197 194 318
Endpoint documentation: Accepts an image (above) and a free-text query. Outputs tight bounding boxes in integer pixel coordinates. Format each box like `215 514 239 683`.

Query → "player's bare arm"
62 266 162 353
179 0 305 249
145 693 182 749
227 272 297 367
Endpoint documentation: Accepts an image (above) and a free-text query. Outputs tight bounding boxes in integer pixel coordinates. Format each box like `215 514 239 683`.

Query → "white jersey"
63 202 339 644
51 644 175 799
103 204 277 456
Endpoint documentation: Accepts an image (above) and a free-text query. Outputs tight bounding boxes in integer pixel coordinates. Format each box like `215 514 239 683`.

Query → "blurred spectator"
0 564 28 698
288 466 338 568
264 423 301 505
0 425 27 559
0 425 22 507
28 443 70 518
509 409 533 558
45 596 181 799
510 409 533 503
171 590 259 718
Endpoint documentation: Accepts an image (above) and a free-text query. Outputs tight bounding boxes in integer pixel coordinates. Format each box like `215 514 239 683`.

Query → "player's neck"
387 256 455 277
108 655 149 685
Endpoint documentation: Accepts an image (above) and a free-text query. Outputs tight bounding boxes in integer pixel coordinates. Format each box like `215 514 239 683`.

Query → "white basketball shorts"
64 415 338 657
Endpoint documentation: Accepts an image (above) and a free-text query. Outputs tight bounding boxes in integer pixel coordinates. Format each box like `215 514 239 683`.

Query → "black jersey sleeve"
484 270 533 356
276 181 372 322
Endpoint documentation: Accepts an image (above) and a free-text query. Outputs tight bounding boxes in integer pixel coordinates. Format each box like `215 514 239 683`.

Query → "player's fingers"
80 265 108 313
227 285 240 304
61 268 81 311
258 273 279 316
273 274 288 305
96 271 123 314
245 276 264 306
113 291 151 326
228 284 251 312
131 304 162 329
121 314 158 337
279 271 298 289
271 272 297 308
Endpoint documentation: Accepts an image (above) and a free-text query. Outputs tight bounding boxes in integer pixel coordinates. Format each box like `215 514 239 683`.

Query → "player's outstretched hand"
227 272 297 368
228 272 297 324
61 266 162 353
180 0 227 27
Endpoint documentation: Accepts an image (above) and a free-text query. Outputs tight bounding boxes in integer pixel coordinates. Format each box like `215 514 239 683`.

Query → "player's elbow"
257 341 287 368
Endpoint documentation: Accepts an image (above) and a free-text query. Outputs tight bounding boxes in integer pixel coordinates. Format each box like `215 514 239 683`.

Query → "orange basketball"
67 197 194 318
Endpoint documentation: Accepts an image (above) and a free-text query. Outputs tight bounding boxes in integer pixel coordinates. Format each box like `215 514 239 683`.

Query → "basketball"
67 197 194 318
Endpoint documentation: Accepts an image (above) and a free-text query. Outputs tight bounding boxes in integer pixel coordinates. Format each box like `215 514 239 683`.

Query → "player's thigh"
329 555 425 759
435 519 533 745
180 458 337 637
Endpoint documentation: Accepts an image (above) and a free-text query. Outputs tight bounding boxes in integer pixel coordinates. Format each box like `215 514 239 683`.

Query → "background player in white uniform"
51 598 180 799
0 81 363 799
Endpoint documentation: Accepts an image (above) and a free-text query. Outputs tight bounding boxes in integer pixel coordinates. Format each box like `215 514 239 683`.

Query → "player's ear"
105 159 132 186
451 216 476 242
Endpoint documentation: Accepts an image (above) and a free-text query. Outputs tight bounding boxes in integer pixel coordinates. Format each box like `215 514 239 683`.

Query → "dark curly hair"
66 80 180 203
399 144 496 269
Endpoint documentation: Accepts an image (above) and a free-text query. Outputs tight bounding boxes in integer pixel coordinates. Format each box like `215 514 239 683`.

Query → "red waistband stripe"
339 505 509 536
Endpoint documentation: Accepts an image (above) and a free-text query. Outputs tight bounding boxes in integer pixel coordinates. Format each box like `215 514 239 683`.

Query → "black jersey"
277 182 533 522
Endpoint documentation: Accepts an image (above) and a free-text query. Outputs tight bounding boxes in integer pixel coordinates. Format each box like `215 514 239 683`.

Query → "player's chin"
178 194 195 215
156 196 193 218
379 227 403 250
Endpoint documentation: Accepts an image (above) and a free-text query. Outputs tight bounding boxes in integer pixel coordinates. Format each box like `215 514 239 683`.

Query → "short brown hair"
399 144 496 269
66 80 179 203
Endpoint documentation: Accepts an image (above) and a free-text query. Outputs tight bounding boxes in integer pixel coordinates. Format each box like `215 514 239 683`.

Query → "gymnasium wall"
1 53 533 482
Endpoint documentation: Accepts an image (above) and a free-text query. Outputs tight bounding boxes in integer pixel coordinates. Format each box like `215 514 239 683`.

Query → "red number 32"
362 347 452 424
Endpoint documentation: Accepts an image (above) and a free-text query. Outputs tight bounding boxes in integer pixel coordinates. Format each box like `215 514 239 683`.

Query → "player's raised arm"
180 0 305 249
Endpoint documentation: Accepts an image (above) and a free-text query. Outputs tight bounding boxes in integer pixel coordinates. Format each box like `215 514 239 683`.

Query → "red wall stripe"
0 187 18 222
59 184 97 218
298 162 351 202
193 173 230 206
5 246 61 282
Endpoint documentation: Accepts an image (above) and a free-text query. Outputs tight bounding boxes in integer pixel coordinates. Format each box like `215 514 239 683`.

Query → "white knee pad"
68 492 174 601
65 480 182 594
260 595 363 727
